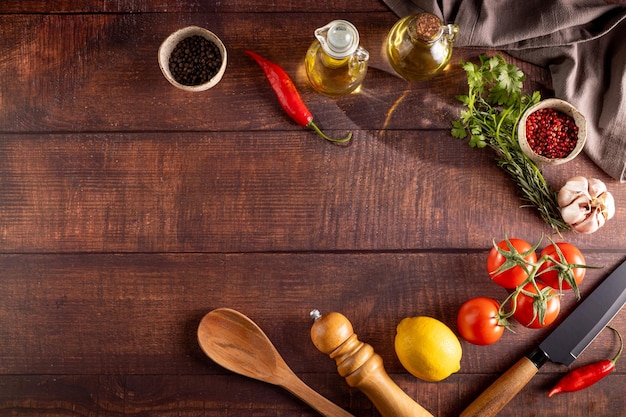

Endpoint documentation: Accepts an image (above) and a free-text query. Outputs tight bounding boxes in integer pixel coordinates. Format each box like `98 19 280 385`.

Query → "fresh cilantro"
451 120 467 139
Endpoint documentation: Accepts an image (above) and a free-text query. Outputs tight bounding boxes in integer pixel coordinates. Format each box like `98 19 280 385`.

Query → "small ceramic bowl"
158 26 227 92
518 98 586 166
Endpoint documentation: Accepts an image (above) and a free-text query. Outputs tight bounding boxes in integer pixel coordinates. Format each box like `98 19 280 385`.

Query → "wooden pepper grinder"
310 310 434 417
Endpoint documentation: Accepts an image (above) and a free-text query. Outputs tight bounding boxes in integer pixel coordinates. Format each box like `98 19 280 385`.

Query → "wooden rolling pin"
310 310 434 417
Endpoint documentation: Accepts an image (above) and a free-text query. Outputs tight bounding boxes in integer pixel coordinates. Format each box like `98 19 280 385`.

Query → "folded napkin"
383 0 626 182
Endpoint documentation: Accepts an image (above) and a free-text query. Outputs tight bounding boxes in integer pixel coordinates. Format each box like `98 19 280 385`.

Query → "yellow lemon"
394 316 462 382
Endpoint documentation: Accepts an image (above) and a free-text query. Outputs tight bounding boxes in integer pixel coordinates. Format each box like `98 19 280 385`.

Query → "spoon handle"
280 370 355 417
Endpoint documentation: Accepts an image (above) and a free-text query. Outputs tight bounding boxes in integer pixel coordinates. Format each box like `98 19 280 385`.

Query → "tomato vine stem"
494 235 598 329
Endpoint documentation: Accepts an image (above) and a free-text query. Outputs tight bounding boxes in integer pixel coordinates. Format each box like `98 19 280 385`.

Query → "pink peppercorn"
525 108 578 159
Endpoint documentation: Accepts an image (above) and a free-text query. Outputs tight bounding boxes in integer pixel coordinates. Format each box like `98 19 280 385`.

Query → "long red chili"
548 326 623 397
244 50 352 143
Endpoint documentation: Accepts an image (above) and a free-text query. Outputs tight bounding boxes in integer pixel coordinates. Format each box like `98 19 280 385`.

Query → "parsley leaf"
451 120 467 139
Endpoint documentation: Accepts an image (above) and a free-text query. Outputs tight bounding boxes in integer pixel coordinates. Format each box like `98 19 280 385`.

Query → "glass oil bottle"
386 12 459 81
305 20 369 97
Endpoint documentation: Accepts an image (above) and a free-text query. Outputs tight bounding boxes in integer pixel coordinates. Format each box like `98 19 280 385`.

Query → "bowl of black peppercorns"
158 26 227 92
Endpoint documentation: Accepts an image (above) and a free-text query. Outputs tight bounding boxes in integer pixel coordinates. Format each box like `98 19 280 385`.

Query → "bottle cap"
315 20 360 59
414 13 443 42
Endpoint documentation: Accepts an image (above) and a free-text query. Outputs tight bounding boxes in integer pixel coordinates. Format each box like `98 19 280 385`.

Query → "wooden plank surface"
0 13 551 133
0 1 389 13
1 2 625 416
1 131 620 253
2 252 624 374
1 252 625 416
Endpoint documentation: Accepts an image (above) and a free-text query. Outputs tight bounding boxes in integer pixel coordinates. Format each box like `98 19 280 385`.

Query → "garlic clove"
572 213 600 234
558 176 590 207
587 178 608 197
560 194 591 225
603 191 616 220
595 210 607 229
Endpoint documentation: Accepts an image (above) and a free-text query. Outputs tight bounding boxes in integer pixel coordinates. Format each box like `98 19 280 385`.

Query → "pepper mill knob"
310 310 434 417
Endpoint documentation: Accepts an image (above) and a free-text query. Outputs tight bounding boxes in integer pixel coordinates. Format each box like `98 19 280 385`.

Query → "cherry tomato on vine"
487 238 537 289
538 242 586 291
457 297 505 345
512 282 560 329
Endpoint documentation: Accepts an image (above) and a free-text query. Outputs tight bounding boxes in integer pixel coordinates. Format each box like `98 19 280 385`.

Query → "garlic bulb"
558 176 615 233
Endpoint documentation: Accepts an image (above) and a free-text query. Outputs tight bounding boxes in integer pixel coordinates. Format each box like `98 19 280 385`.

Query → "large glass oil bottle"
386 12 459 81
305 20 369 97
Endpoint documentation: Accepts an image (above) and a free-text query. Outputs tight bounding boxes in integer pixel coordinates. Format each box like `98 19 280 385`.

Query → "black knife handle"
527 347 550 368
460 354 541 417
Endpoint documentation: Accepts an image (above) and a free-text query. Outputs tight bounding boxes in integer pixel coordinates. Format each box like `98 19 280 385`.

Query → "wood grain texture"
0 0 390 13
0 13 551 133
1 2 625 417
460 357 540 417
1 252 624 374
3 249 622 416
0 132 620 253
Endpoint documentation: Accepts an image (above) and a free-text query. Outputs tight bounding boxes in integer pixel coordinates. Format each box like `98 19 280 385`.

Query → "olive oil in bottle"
386 12 459 81
305 20 369 97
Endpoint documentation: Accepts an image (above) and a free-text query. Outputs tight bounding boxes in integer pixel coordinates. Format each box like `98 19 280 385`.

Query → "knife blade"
461 257 626 417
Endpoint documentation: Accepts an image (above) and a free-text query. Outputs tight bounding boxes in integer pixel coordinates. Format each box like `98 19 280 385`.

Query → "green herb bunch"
451 54 569 232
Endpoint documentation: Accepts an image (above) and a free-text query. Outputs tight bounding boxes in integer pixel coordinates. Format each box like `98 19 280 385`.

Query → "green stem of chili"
307 121 352 143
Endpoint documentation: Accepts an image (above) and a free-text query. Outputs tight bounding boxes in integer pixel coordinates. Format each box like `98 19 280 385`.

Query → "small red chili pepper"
548 326 623 397
244 50 352 143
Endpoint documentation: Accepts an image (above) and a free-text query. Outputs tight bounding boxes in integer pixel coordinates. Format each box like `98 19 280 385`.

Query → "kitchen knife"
461 257 626 417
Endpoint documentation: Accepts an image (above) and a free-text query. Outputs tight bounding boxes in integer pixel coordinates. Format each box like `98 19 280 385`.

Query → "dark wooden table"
1 2 625 416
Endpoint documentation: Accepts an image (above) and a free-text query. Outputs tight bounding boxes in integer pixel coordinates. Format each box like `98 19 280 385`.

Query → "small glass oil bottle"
386 12 459 81
305 20 369 97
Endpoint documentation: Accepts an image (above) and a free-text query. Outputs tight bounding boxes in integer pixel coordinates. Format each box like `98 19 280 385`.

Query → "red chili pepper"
244 50 352 143
548 326 623 397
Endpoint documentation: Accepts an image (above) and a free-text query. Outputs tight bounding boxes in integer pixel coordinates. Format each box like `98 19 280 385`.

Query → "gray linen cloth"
383 0 626 182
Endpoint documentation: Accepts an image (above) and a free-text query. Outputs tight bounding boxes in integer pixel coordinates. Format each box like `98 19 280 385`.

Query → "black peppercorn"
169 35 222 86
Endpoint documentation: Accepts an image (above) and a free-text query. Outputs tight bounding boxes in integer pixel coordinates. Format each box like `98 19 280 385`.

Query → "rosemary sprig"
451 54 569 232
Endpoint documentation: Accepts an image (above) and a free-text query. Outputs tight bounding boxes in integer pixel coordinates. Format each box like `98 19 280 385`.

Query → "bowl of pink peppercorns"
518 98 587 166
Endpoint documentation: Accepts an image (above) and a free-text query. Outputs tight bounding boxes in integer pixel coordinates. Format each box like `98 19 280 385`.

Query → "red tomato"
512 282 560 328
487 238 537 289
538 242 586 291
457 297 505 345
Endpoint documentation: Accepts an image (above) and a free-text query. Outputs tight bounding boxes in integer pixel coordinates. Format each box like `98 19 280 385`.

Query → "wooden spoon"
197 308 354 417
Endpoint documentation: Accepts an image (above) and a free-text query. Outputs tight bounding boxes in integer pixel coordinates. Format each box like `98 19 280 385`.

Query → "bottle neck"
315 19 359 59
410 13 444 44
319 45 350 68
